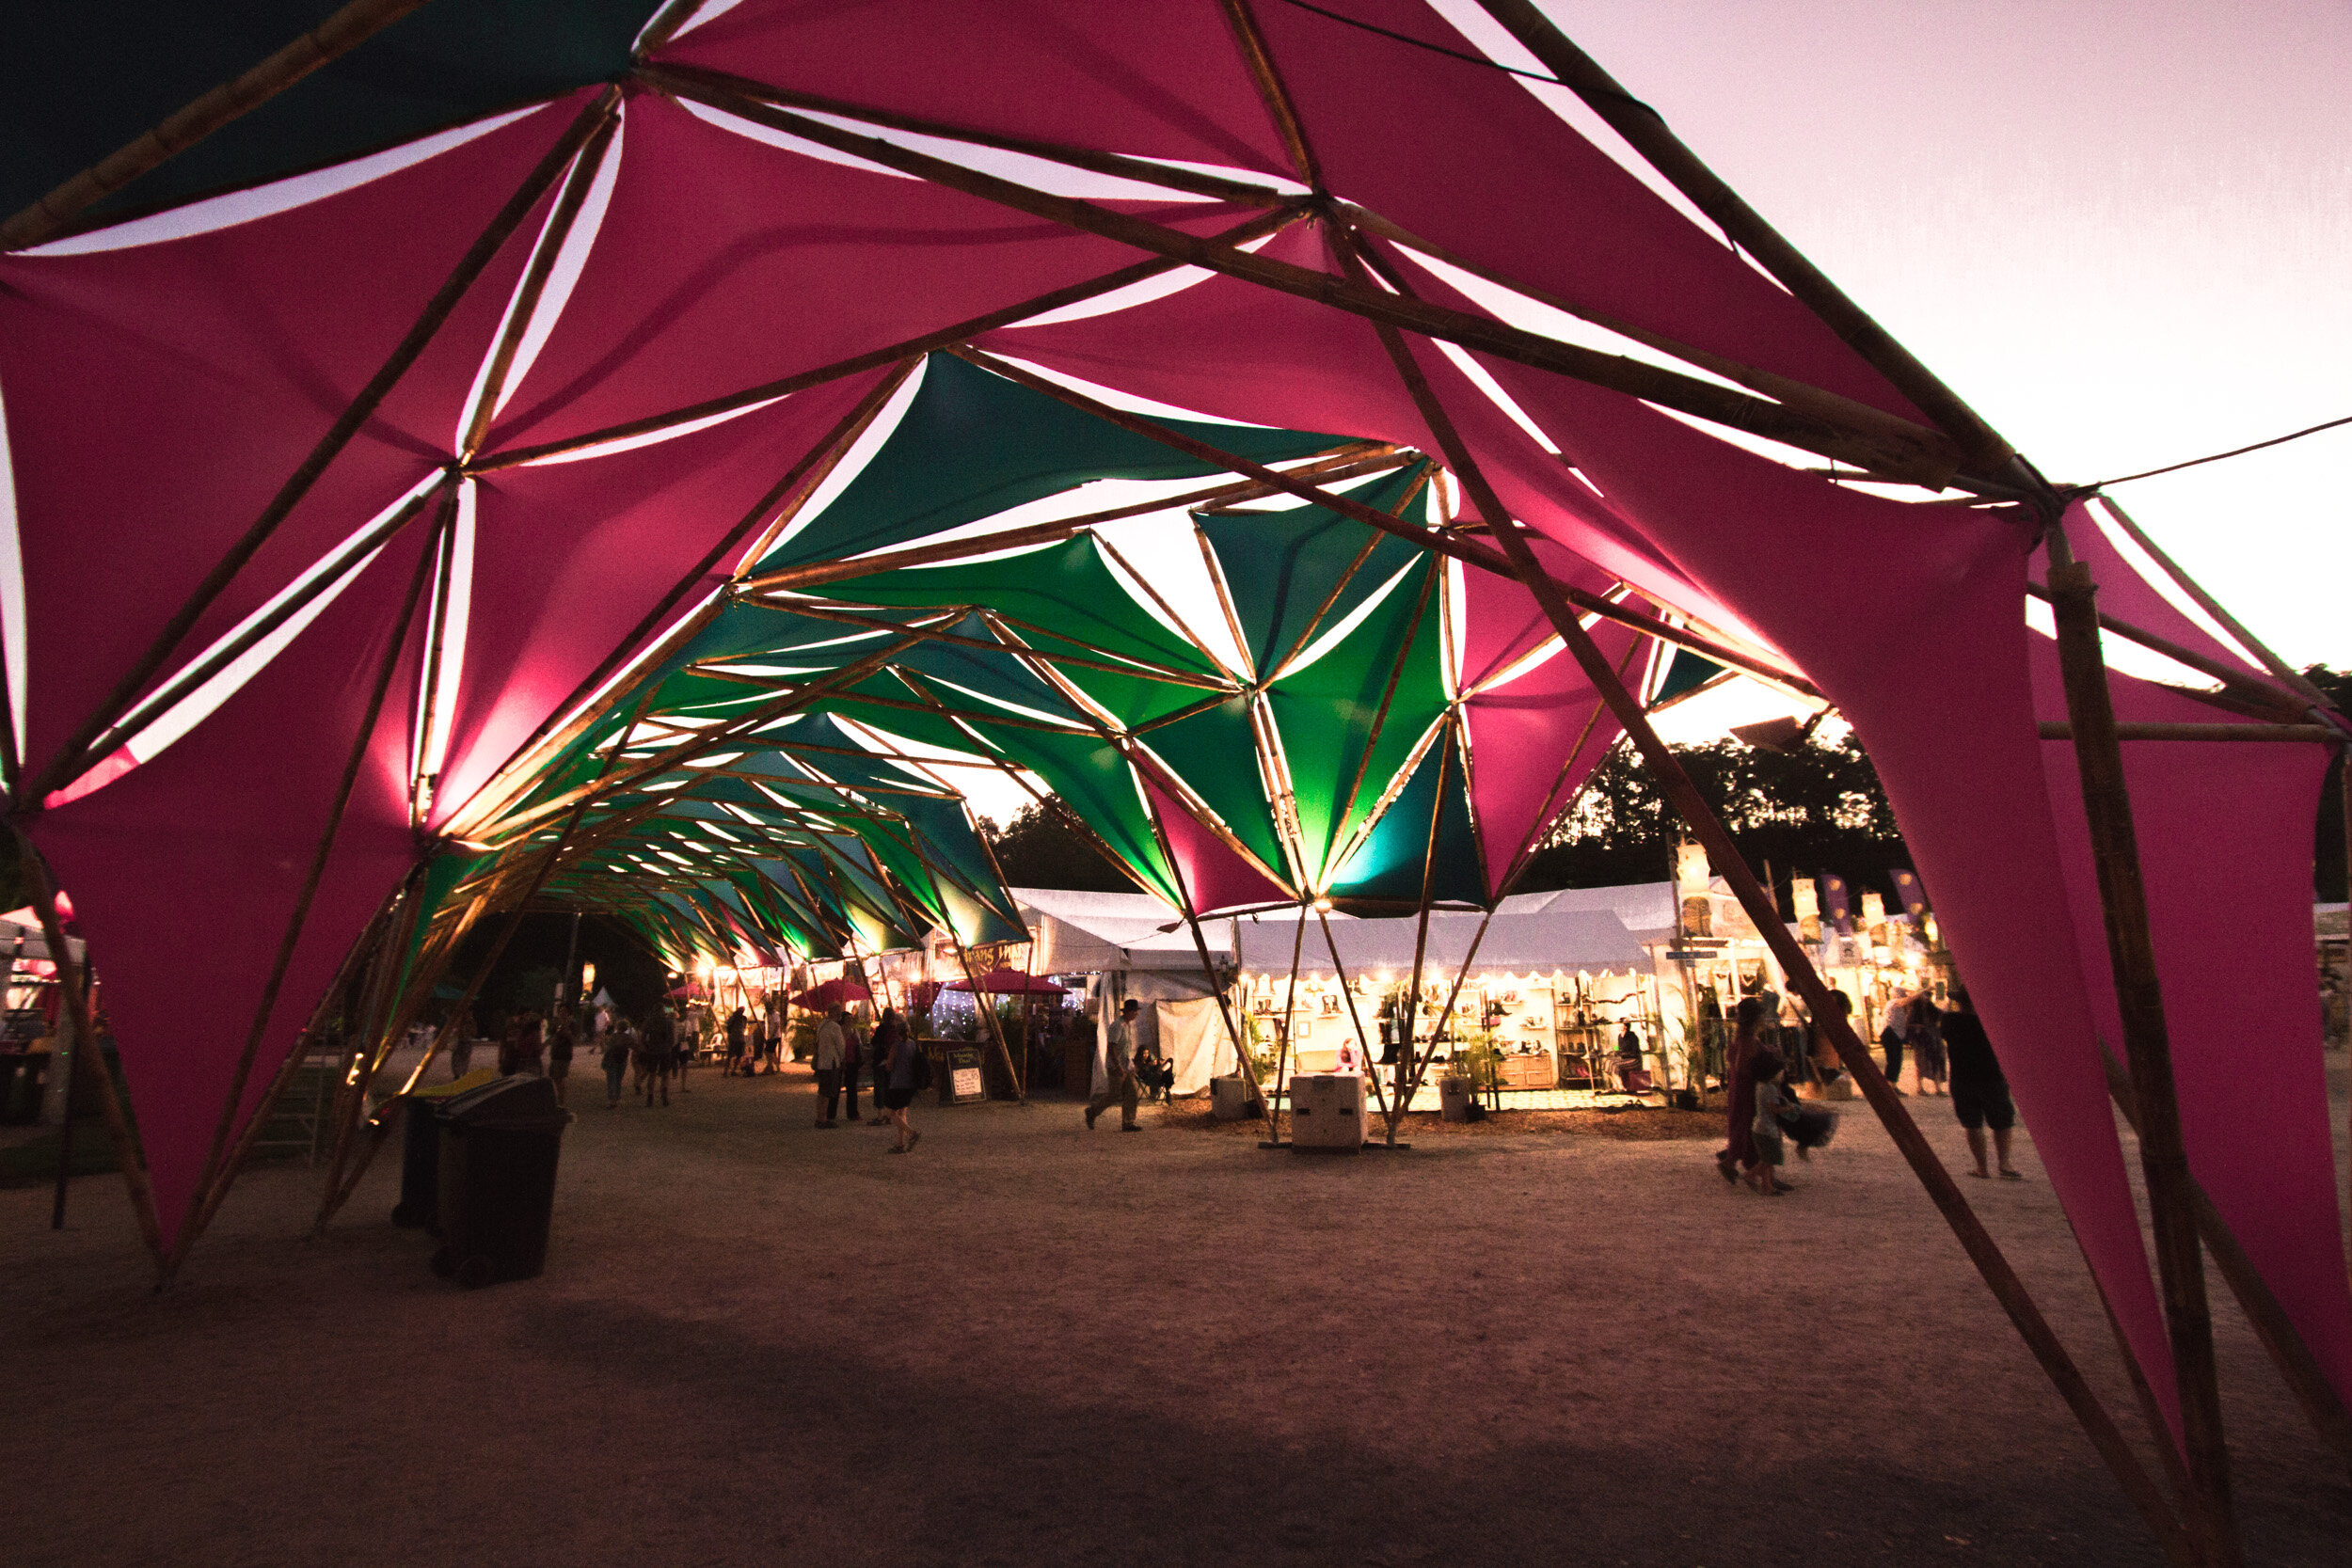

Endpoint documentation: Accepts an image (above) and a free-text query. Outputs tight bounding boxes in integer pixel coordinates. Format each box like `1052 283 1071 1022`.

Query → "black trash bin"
391 1068 497 1228
430 1075 571 1289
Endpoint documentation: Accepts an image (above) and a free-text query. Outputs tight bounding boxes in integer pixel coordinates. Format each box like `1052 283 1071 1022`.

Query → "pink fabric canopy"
2 6 2337 1443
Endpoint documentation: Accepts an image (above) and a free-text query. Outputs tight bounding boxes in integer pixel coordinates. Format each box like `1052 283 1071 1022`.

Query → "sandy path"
5 1057 2346 1566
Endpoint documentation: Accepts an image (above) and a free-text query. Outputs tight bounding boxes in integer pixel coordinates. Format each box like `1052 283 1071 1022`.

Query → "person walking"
1910 993 1948 1097
502 1008 546 1077
548 1003 577 1108
675 1006 697 1092
643 1004 676 1106
870 1007 906 1119
840 1010 865 1123
1713 996 1769 1186
1086 997 1143 1132
814 1006 847 1127
601 1016 633 1108
1942 986 2023 1180
448 1005 478 1080
882 1016 921 1153
724 1006 749 1076
1877 990 1913 1094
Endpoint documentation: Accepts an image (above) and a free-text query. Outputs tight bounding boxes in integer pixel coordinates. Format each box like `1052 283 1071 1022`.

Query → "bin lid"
409 1067 498 1101
438 1074 568 1130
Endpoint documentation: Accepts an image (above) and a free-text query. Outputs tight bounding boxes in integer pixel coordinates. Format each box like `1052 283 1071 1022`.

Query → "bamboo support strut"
2097 1046 2352 1476
0 0 437 251
1319 909 1391 1132
457 113 625 460
636 67 1965 486
2022 582 2313 722
1376 284 2194 1560
740 447 1399 597
162 504 442 1285
469 202 1309 473
644 60 1295 207
187 894 406 1245
948 345 1817 696
1263 902 1311 1144
13 831 165 1260
30 87 620 806
2043 527 2242 1566
445 358 922 836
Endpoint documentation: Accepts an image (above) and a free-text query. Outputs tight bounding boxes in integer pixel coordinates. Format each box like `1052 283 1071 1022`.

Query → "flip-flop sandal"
1965 1170 1992 1180
1999 1169 2025 1181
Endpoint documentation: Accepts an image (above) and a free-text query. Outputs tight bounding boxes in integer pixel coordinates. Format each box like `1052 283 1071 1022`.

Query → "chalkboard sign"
932 1043 987 1105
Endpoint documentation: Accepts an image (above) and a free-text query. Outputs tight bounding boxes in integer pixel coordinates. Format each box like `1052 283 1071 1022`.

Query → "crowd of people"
1714 979 2020 1196
436 990 934 1155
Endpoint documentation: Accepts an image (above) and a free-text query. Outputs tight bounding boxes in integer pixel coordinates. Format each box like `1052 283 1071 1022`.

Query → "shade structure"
944 968 1070 996
3 5 2344 1537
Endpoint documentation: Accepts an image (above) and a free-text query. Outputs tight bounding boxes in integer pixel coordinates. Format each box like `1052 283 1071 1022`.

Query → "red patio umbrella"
789 977 872 1009
943 968 1068 995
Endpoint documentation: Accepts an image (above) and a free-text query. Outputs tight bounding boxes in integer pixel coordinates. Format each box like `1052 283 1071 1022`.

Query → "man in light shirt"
1086 997 1142 1132
814 1006 847 1127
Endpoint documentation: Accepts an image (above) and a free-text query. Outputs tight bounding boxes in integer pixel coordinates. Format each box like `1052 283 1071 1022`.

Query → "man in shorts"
1941 987 2022 1180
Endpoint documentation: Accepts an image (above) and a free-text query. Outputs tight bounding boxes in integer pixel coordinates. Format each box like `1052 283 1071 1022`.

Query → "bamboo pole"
631 0 714 57
1467 0 2016 480
1218 0 1324 190
1418 360 2193 1560
456 113 625 460
2097 1045 2352 1476
2022 583 2313 722
29 87 621 804
1262 903 1311 1145
14 832 165 1259
1319 909 1391 1135
315 690 652 1229
161 503 441 1285
47 936 95 1228
308 872 418 1227
642 60 1294 208
2091 497 2341 714
1393 907 1499 1128
1335 201 2025 495
0 0 437 251
186 891 406 1245
469 202 1308 472
948 346 1820 697
636 68 1964 485
2043 524 2241 1563
443 357 923 837
89 480 453 770
739 447 1396 596
1140 784 1266 1114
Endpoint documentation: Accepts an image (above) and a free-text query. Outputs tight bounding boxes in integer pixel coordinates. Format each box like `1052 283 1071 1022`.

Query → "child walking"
1748 1049 1794 1196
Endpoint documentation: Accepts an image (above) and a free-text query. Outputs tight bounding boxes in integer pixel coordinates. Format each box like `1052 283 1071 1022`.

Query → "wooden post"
14 832 164 1260
1263 903 1310 1145
2043 521 2240 1564
161 507 440 1284
47 942 94 1228
1 0 437 250
1368 292 2193 1560
2097 1045 2352 1476
1139 789 1265 1112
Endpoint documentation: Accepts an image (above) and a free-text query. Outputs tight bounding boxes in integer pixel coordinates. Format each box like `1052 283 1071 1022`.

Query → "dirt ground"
6 1054 2348 1567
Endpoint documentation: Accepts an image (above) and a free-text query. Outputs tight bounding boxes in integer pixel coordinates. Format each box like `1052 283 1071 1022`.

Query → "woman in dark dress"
1714 996 1770 1186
